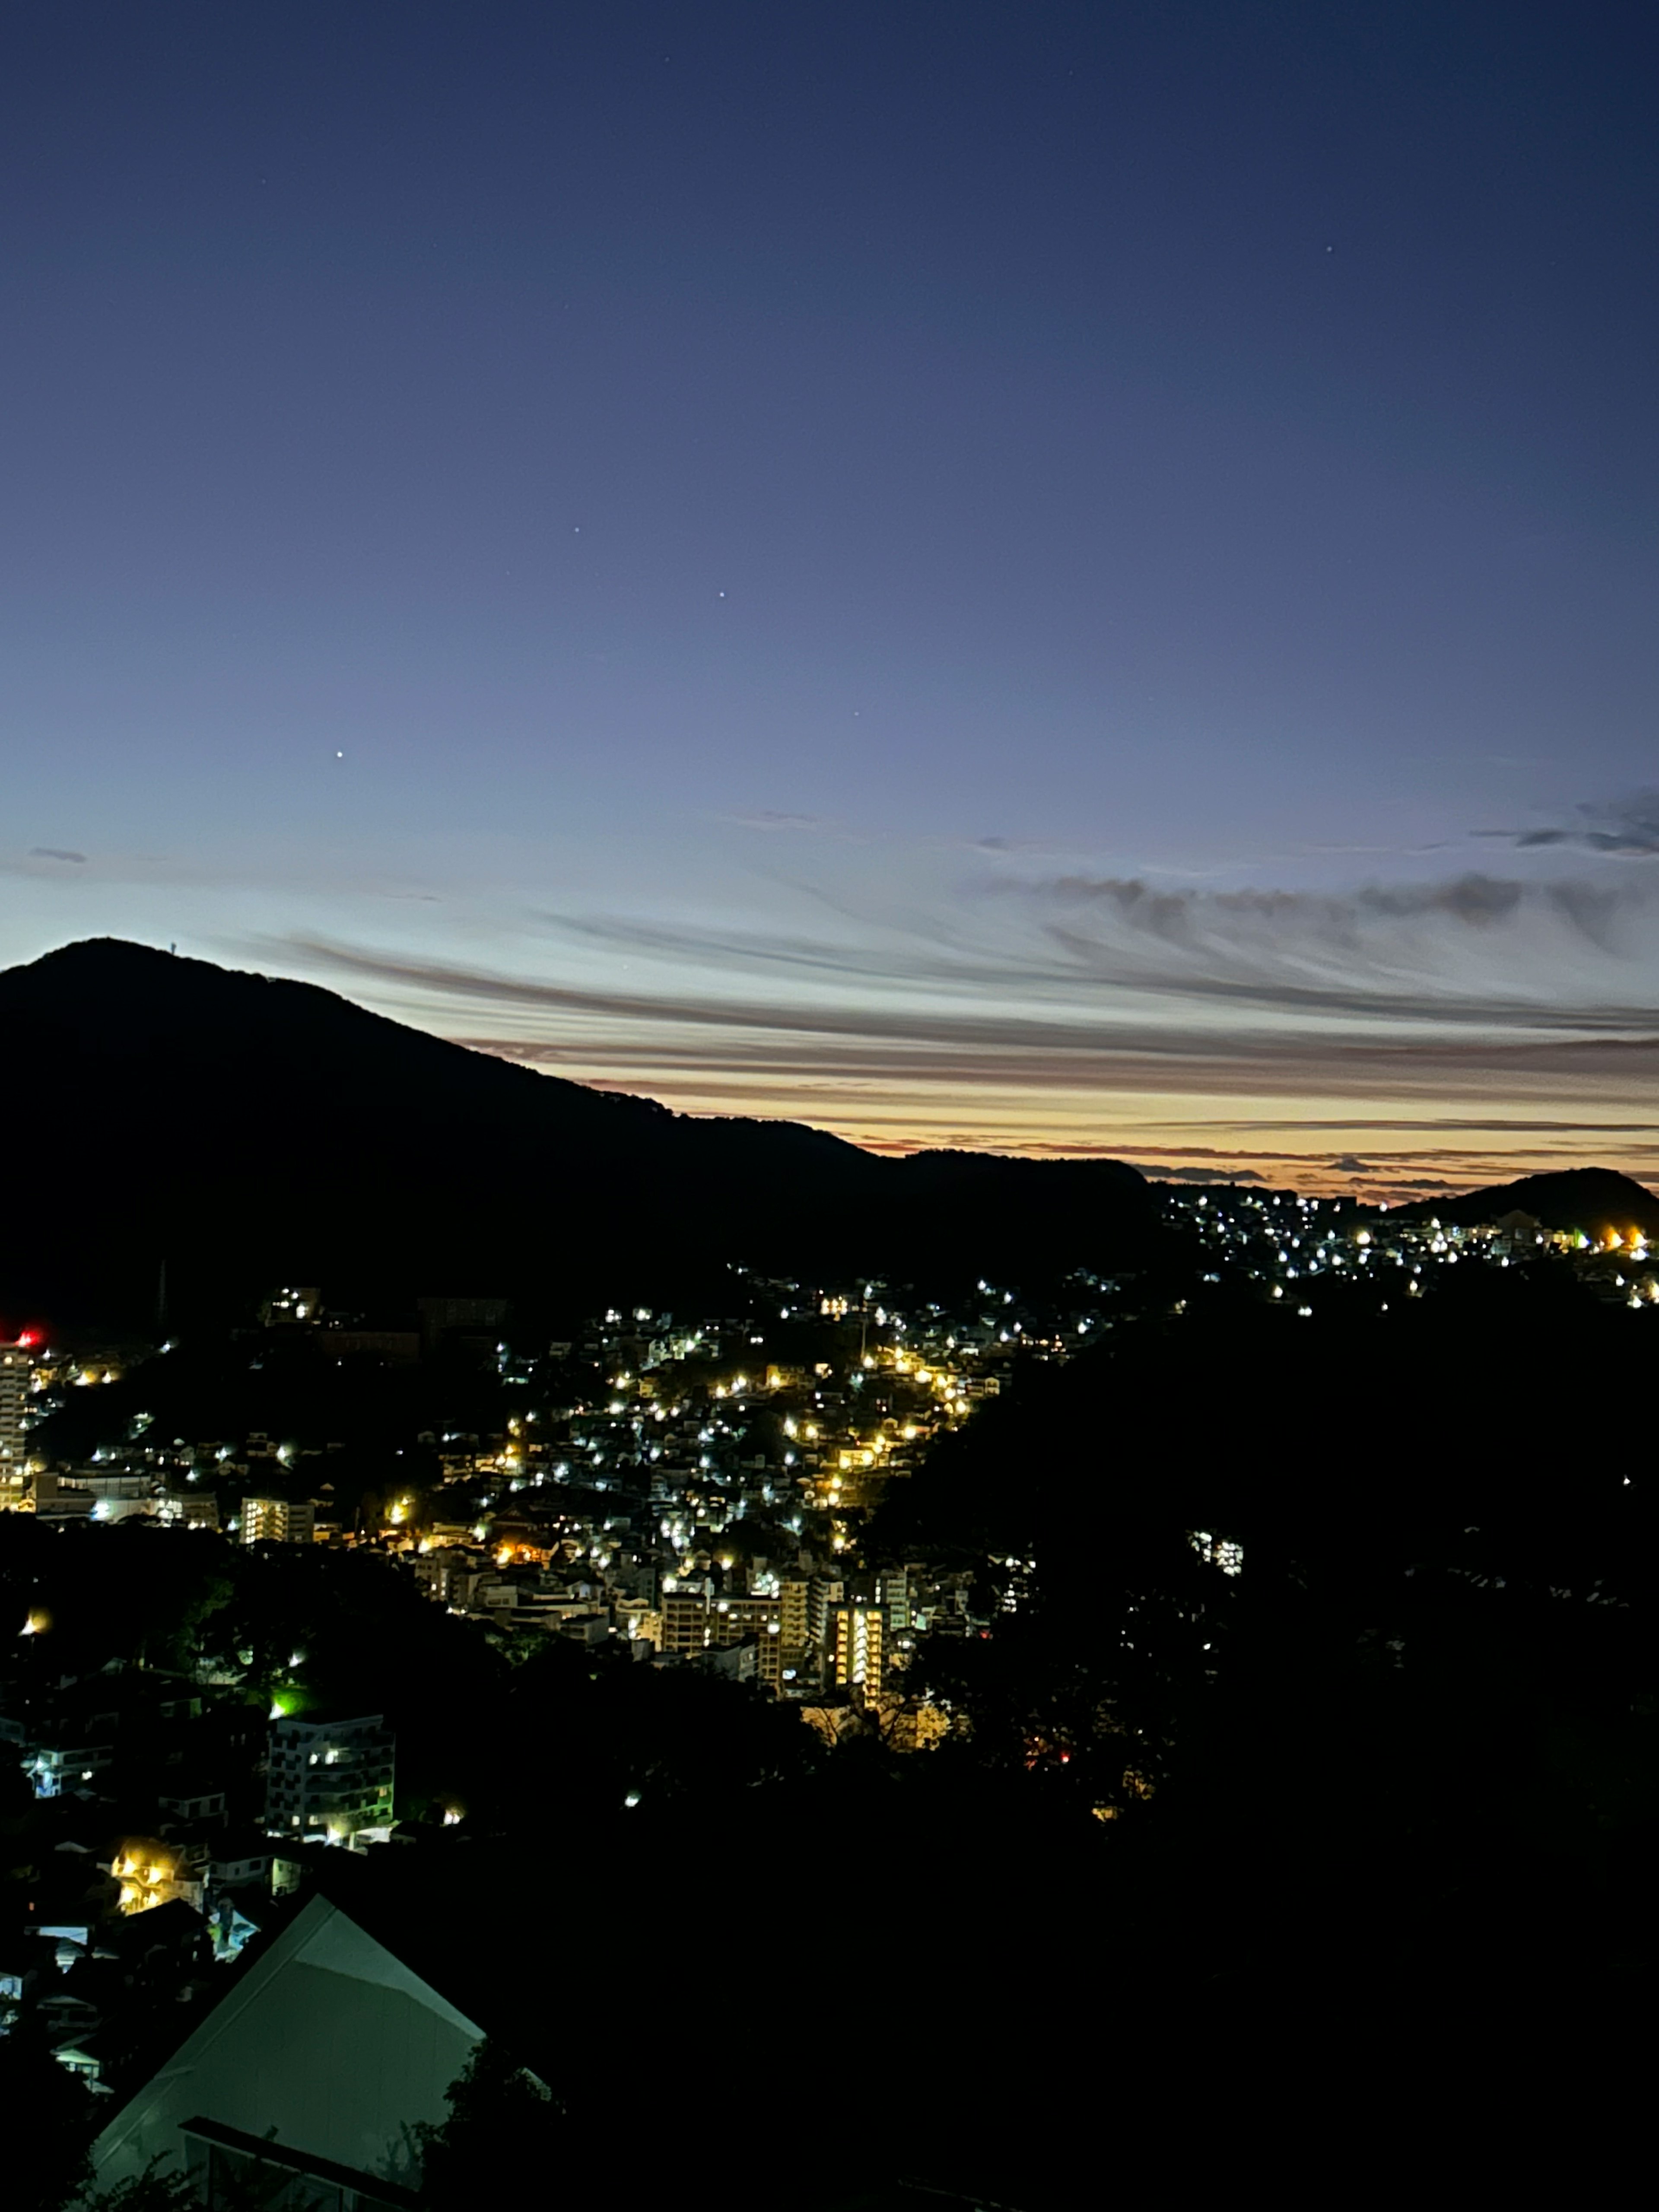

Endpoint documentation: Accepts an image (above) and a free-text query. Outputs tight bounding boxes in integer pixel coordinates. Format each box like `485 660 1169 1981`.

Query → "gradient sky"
5 2 1659 1198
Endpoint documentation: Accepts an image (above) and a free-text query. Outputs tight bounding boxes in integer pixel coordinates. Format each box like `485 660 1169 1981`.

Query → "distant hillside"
1393 1167 1659 1238
0 940 1158 1325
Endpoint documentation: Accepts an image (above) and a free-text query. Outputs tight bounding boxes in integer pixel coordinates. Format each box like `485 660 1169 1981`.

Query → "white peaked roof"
90 1893 484 2193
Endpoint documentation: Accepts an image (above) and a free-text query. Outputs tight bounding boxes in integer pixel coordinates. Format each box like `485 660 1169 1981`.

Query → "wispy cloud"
1475 791 1659 858
1136 1163 1266 1183
27 847 86 864
283 926 1659 1098
262 850 1659 1190
543 870 1658 1032
1027 869 1634 969
1177 1118 1659 1135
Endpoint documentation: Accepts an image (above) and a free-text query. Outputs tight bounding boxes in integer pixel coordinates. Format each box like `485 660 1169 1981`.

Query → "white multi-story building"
242 1496 315 1546
0 1336 32 1495
265 1714 395 1844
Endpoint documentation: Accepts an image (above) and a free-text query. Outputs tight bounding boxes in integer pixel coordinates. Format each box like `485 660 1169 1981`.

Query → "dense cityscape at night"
6 3 1659 2204
5 1074 1659 2204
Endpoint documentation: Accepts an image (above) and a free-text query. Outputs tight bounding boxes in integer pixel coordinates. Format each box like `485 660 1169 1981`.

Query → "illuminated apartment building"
877 1566 912 1631
832 1604 885 1697
659 1591 784 1688
781 1574 831 1650
658 1591 713 1656
0 1336 32 1496
711 1594 784 1691
242 1496 316 1546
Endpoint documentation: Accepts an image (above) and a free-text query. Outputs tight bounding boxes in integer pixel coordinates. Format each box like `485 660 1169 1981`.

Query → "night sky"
6 3 1658 1198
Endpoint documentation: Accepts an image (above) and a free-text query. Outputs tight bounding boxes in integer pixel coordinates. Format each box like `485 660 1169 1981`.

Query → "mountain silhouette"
1392 1166 1659 1238
0 940 1158 1326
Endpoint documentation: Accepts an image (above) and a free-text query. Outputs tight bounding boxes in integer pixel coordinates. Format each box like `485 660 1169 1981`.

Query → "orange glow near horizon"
269 934 1659 1211
461 1040 1659 1205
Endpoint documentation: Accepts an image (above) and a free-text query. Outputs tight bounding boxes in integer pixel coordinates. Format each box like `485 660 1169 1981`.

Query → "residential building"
710 1595 784 1689
0 1337 31 1494
242 1495 316 1546
68 1468 157 1522
209 1834 303 1894
877 1566 912 1631
30 1471 94 1522
158 1491 221 1531
111 1840 207 1917
159 1787 228 1824
265 1715 394 1843
832 1604 885 1696
658 1591 713 1656
780 1574 829 1651
22 1732 115 1799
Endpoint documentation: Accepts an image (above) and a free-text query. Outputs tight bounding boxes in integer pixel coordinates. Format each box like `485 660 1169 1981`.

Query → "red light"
16 1330 41 1349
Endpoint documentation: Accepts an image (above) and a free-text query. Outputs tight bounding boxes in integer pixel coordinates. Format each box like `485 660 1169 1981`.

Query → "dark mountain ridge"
0 939 1157 1324
1391 1166 1659 1238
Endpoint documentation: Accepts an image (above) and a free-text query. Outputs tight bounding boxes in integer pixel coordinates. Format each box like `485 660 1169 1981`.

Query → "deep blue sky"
6 3 1659 1192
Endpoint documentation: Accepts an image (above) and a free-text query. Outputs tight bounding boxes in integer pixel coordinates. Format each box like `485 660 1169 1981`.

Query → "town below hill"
3 945 1657 2205
2 1160 1657 2202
